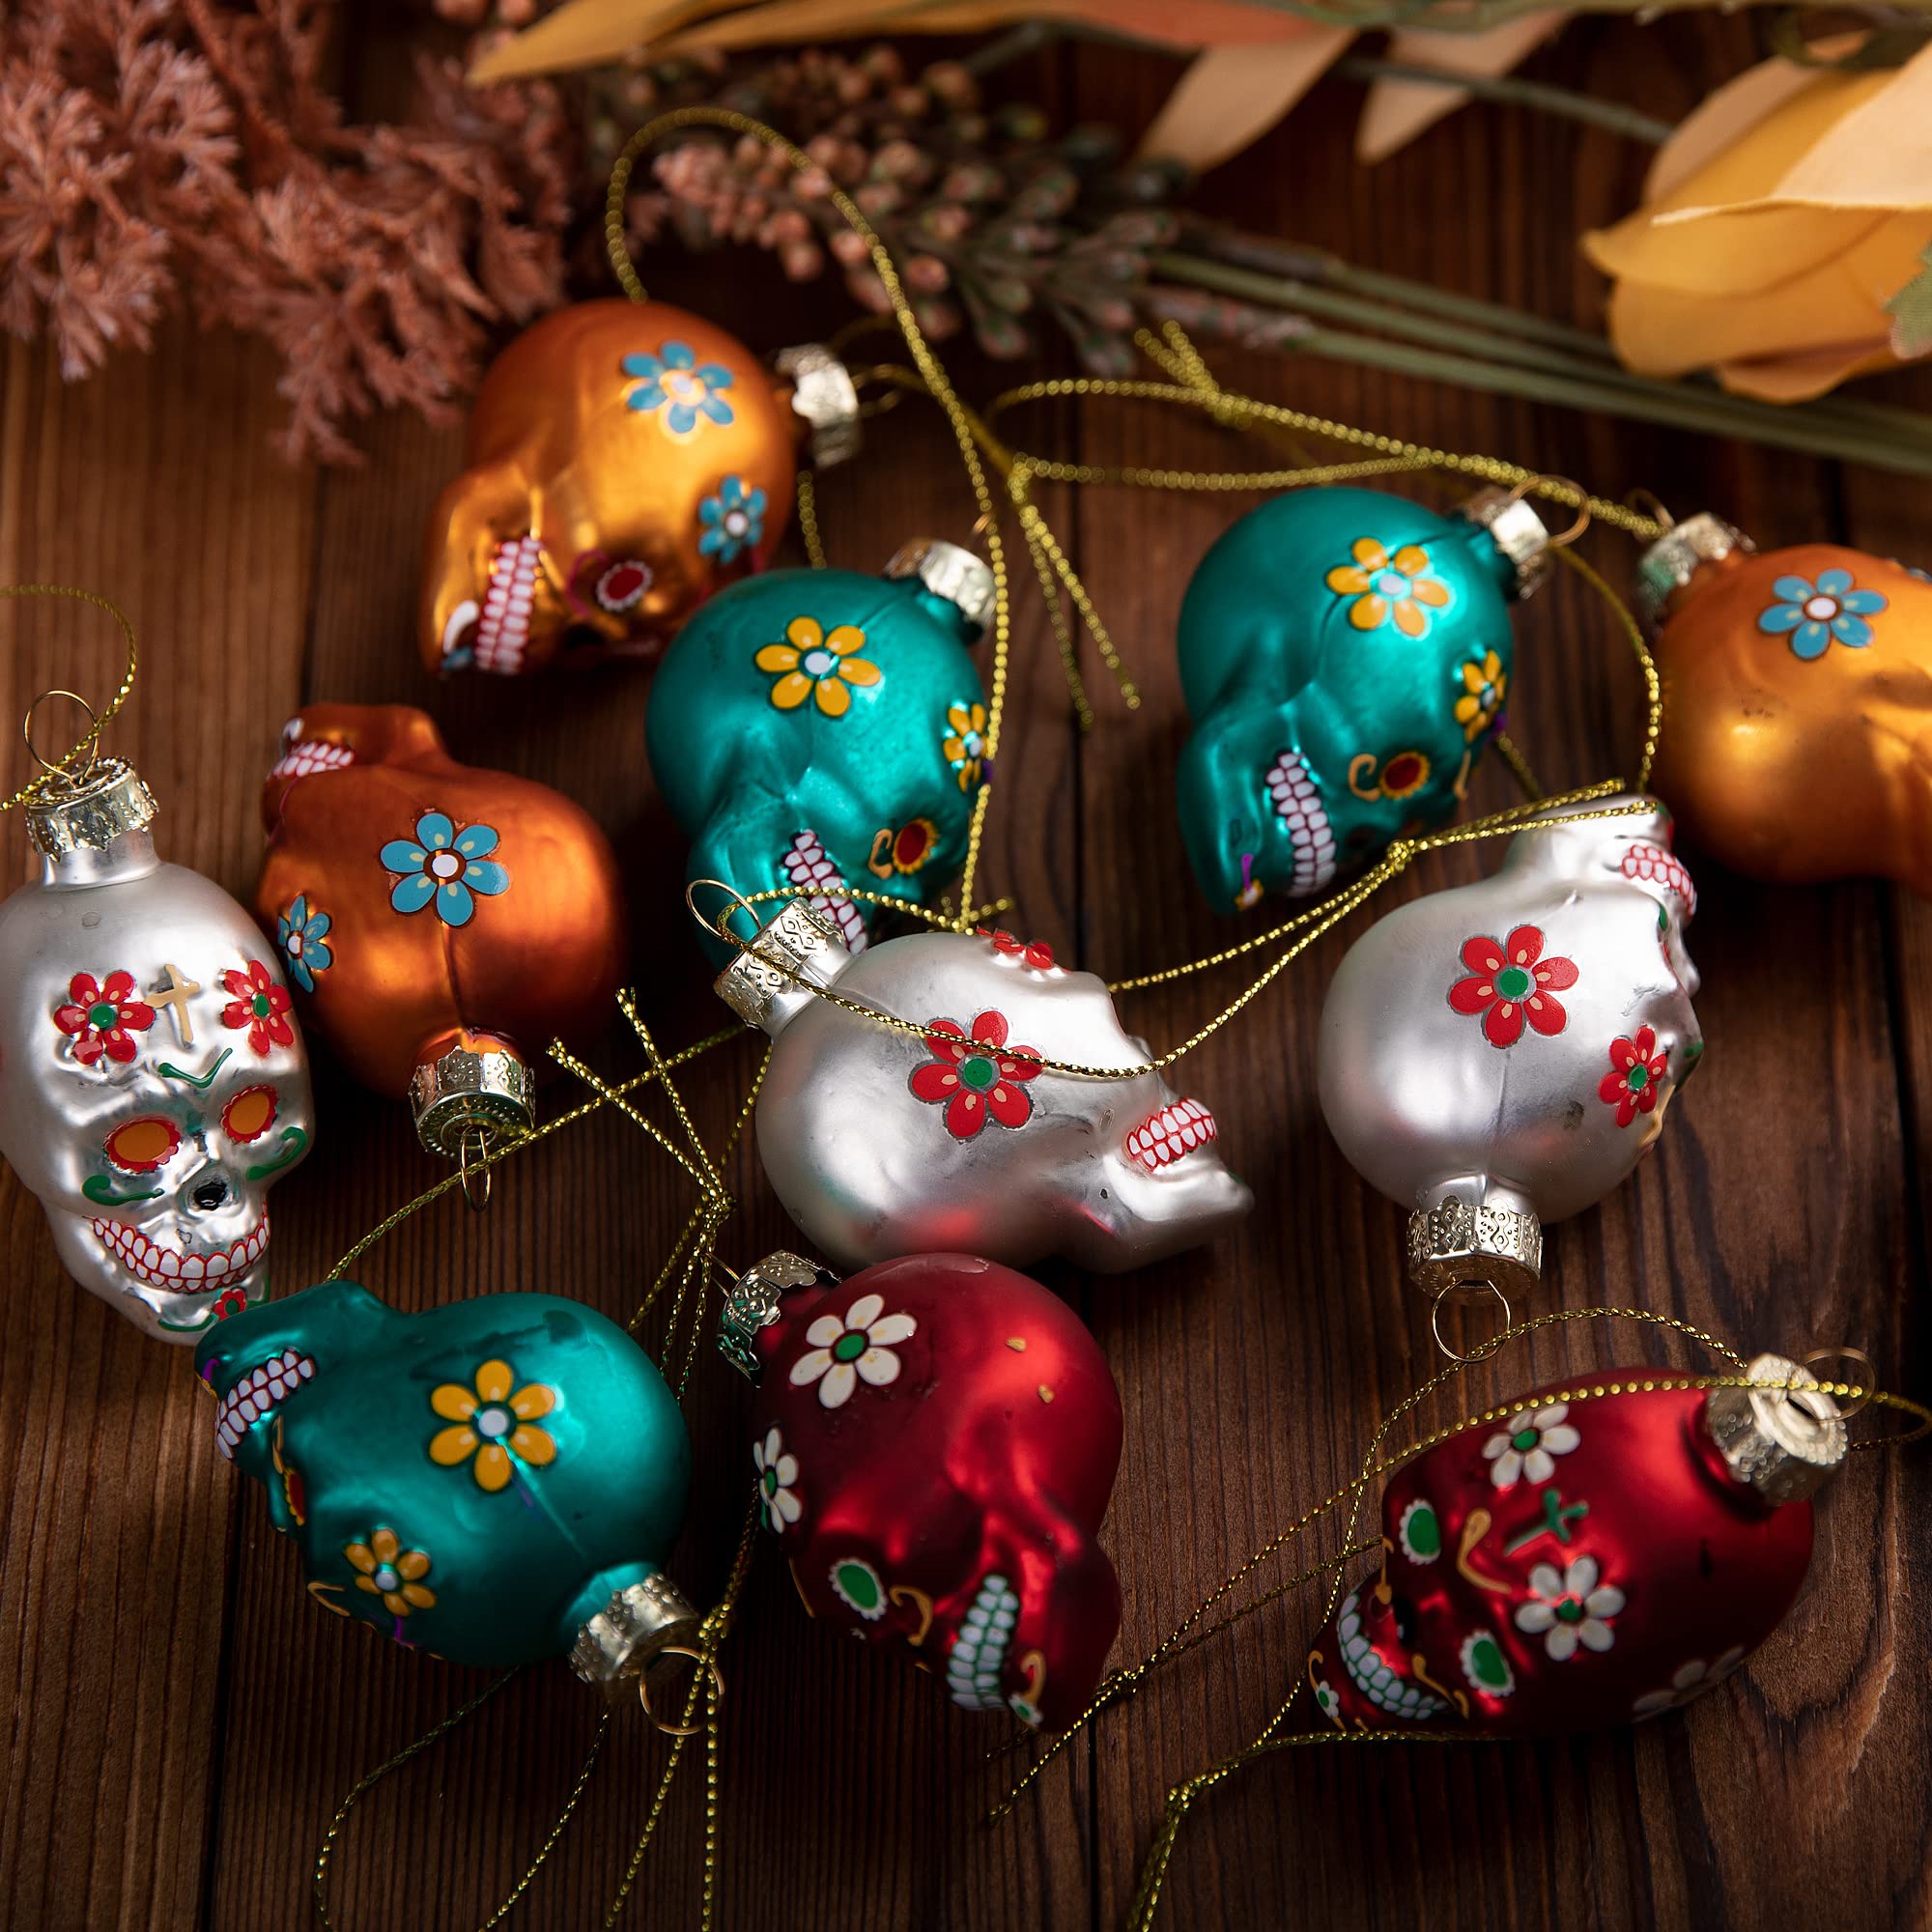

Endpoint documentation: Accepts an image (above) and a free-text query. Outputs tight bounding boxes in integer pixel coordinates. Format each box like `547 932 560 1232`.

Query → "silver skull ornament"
1316 795 1700 1304
715 905 1253 1272
0 758 313 1341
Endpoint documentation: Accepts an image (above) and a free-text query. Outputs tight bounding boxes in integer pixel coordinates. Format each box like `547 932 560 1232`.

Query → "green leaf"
1886 247 1932 358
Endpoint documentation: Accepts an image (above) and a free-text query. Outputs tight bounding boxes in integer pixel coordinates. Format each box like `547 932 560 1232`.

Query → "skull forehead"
1505 796 1680 880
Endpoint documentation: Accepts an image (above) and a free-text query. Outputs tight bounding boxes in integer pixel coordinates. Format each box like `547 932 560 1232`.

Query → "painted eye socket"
221 1085 279 1145
104 1116 183 1174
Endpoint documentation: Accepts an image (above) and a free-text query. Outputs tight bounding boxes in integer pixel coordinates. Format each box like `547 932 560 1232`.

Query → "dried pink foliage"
0 0 574 460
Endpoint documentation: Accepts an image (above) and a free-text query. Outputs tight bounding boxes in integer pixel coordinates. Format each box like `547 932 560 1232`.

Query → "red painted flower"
53 970 156 1066
909 1009 1042 1139
1447 925 1578 1048
1599 1026 1668 1127
212 1285 251 1321
978 927 1056 971
220 959 295 1056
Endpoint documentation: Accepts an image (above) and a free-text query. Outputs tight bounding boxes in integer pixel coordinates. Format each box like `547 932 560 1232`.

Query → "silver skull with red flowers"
714 906 1253 1272
0 758 313 1340
1316 795 1700 1306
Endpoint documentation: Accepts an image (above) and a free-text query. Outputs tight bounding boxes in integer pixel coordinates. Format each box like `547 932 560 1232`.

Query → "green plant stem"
1332 52 1677 144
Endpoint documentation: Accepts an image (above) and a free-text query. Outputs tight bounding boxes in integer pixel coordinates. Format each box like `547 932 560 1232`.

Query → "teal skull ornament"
195 1282 696 1684
645 541 993 964
1175 486 1548 911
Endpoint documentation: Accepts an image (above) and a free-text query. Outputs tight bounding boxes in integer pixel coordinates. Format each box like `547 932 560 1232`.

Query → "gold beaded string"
1 584 140 813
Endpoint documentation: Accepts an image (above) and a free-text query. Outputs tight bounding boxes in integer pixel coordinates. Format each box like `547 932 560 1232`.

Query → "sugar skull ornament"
0 753 313 1340
712 906 1253 1273
421 300 859 675
719 1249 1122 1730
1176 485 1549 912
1317 796 1700 1311
649 540 995 966
197 1280 698 1688
255 704 627 1156
1637 513 1932 895
1309 1354 1843 1735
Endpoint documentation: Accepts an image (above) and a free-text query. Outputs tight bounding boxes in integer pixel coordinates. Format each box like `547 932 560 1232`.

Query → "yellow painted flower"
429 1358 556 1492
942 701 989 792
345 1526 436 1617
755 616 881 717
1325 538 1453 638
1456 650 1508 742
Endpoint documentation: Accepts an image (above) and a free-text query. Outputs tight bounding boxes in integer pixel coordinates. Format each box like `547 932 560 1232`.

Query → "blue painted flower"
379 813 510 928
1756 568 1887 661
697 475 766 563
275 894 334 992
621 342 735 436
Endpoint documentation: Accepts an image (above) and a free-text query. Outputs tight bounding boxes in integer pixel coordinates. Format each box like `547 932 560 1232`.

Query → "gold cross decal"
149 963 201 1046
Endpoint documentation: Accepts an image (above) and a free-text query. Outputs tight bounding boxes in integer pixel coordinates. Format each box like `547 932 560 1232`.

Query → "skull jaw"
49 1209 270 1342
1057 1153 1255 1273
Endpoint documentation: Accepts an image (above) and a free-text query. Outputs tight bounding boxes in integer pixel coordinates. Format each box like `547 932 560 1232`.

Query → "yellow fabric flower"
754 615 881 717
345 1526 436 1617
942 701 989 791
1455 650 1508 742
1324 537 1453 638
429 1358 557 1492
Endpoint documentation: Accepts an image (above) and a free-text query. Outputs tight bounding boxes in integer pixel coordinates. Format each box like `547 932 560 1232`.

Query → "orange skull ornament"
1640 514 1932 895
419 300 857 677
254 705 628 1155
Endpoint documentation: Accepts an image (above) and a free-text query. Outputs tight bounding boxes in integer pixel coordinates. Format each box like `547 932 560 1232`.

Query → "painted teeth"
474 534 542 674
213 1350 317 1460
270 741 355 780
947 1574 1021 1711
1123 1097 1218 1173
1621 840 1697 915
1334 1590 1449 1722
1265 750 1338 897
91 1215 271 1291
782 830 868 954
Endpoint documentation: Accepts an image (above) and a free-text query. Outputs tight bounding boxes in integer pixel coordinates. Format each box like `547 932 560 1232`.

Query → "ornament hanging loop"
22 688 101 783
1429 1280 1513 1364
1803 1344 1877 1419
457 1126 492 1213
1627 487 1675 530
1509 475 1591 550
638 1643 725 1736
687 877 763 949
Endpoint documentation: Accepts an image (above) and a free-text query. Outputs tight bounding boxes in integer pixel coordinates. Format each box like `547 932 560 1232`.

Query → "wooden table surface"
3 18 1928 1932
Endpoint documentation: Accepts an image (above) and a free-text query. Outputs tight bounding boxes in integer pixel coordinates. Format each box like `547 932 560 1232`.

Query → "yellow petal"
402 1583 436 1609
355 1574 381 1596
815 677 852 718
956 765 977 793
771 671 812 709
1393 599 1428 638
838 656 881 687
1455 694 1482 722
474 1360 515 1404
383 1591 409 1616
1356 14 1563 165
511 1382 554 1420
1714 336 1902 401
1412 578 1451 608
1137 30 1353 175
947 703 972 732
430 1383 476 1422
825 624 867 656
1325 565 1372 594
396 1549 432 1581
1348 594 1388 631
429 1424 477 1466
942 736 966 761
474 1442 512 1492
969 706 987 732
511 1423 557 1464
1641 48 1850 202
1350 536 1388 570
786 614 823 650
370 1526 399 1563
754 643 799 672
344 1542 376 1575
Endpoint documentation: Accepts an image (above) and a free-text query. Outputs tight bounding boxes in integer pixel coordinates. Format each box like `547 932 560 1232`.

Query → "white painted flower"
787 1292 917 1408
753 1425 801 1534
1633 1646 1746 1719
1482 1402 1581 1489
1312 1673 1342 1724
1514 1555 1624 1661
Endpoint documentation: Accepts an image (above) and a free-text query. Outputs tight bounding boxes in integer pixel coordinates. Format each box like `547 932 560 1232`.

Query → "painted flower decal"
211 1285 251 1321
1397 1496 1441 1564
1514 1555 1624 1660
979 927 1055 971
943 700 989 791
429 1359 557 1492
275 894 333 992
346 1527 437 1618
53 969 155 1066
753 1425 802 1533
1460 1631 1517 1698
1757 568 1886 660
1324 537 1453 637
220 960 296 1057
1448 925 1577 1047
1312 1673 1342 1724
620 341 735 435
1599 1027 1669 1127
909 1010 1042 1140
1454 649 1508 741
1377 750 1431 800
698 475 766 562
1482 1402 1581 1488
380 812 509 928
787 1292 917 1408
756 616 881 717
1633 1647 1746 1719
829 1557 888 1621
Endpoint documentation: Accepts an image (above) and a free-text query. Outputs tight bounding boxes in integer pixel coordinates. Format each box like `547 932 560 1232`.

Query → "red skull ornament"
721 1250 1124 1730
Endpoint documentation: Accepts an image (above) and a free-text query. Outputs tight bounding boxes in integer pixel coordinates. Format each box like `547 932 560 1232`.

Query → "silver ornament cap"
712 899 852 1037
1635 512 1755 628
24 755 157 863
717 1249 829 1380
570 1573 701 1699
885 538 996 639
1406 1197 1543 1300
408 1041 535 1156
775 342 862 469
1704 1352 1847 1505
1460 487 1551 600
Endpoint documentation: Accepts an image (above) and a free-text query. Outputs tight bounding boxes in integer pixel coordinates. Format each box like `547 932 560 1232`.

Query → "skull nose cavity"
192 1177 231 1212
